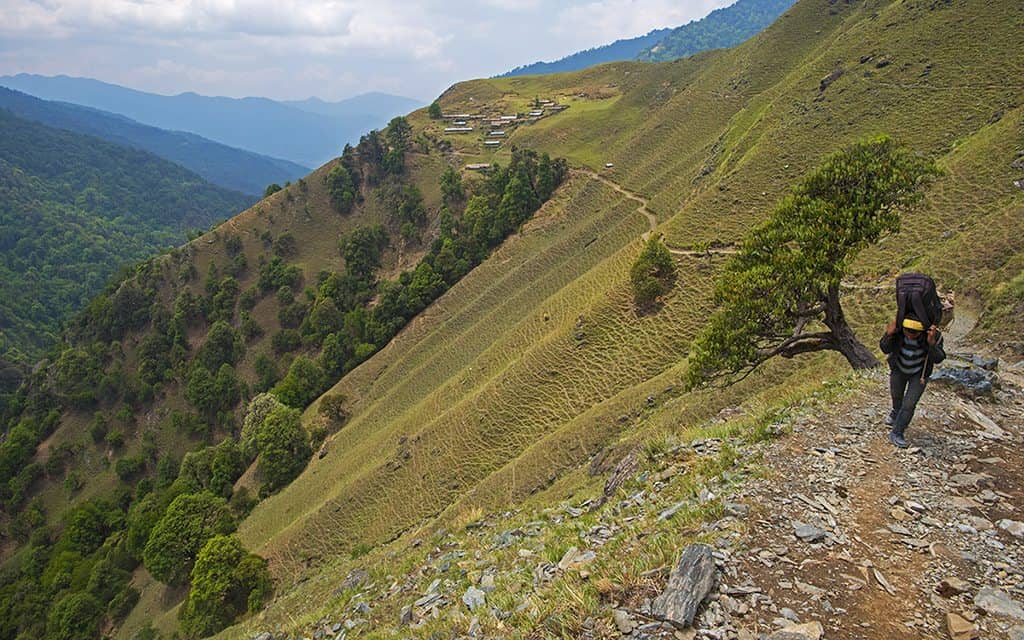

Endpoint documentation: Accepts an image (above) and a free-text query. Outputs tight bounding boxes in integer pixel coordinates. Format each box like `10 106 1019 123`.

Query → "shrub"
272 356 326 408
142 492 235 586
46 592 102 640
178 535 272 638
630 235 676 308
252 405 311 493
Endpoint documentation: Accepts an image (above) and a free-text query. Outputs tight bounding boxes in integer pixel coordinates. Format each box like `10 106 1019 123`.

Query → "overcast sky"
0 0 735 102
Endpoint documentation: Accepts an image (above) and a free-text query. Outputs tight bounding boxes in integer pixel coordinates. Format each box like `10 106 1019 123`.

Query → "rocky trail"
247 315 1024 640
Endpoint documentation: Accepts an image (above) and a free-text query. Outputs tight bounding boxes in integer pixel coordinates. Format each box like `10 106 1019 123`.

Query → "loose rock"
946 612 978 640
463 586 486 611
974 587 1024 621
651 543 716 628
766 621 824 640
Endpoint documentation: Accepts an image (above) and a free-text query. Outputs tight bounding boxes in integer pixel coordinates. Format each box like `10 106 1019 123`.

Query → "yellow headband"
902 318 925 332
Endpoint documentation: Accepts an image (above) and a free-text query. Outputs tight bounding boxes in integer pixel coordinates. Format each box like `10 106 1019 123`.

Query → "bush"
252 405 311 493
178 535 272 638
142 492 235 586
317 393 348 424
630 235 676 308
272 356 325 408
46 592 102 640
114 455 146 482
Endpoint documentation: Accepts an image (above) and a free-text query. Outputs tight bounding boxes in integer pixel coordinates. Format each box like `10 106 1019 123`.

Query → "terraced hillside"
237 0 1024 580
2 0 1023 638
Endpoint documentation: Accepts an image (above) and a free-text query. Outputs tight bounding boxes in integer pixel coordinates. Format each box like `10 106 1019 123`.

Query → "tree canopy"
685 135 939 388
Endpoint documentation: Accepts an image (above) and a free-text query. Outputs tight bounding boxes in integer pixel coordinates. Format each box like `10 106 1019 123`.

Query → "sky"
0 0 734 102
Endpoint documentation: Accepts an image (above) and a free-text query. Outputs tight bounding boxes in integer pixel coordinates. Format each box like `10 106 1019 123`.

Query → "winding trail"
576 168 739 256
575 168 658 241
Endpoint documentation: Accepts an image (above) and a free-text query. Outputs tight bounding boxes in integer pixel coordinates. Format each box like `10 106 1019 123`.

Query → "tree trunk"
823 284 881 369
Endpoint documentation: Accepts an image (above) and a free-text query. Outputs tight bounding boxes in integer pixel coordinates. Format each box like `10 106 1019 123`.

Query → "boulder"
946 612 978 640
651 543 716 628
974 587 1024 621
930 364 997 397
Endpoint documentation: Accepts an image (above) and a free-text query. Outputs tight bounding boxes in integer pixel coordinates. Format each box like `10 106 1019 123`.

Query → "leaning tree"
685 135 939 388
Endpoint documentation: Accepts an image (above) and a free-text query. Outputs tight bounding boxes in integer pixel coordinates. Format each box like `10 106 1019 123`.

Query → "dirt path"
576 169 738 258
575 169 658 241
713 314 1024 640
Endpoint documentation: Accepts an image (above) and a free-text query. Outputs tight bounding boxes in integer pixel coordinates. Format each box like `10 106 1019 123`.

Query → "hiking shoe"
884 411 896 426
889 430 908 449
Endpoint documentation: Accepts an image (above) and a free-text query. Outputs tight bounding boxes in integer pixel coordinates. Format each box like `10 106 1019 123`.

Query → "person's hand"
927 325 939 346
886 319 898 335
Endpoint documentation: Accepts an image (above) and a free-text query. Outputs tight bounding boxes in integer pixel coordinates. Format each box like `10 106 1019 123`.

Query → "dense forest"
636 0 795 62
0 108 252 374
0 111 567 639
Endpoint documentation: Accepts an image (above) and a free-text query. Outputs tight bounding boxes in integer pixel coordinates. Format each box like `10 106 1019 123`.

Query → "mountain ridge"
0 87 309 196
0 74 424 167
0 0 1022 638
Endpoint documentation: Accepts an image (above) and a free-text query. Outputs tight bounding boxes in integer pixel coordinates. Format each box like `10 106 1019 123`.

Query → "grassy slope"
53 0 1015 635
229 0 1024 599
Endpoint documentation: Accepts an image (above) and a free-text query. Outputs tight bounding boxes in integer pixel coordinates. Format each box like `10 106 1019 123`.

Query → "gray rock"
651 543 716 628
930 365 997 396
780 607 800 622
724 502 750 518
463 586 486 611
974 587 1024 621
399 605 413 625
793 522 828 543
1008 625 1024 640
766 621 824 640
612 609 635 634
341 569 368 591
998 519 1024 538
468 616 482 638
414 592 442 608
253 634 274 640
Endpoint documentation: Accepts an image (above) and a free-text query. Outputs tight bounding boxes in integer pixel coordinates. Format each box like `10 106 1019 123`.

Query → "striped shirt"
897 335 927 374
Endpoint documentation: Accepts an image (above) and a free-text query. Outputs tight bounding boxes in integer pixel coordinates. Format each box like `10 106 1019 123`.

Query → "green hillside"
0 109 252 367
1 0 1022 638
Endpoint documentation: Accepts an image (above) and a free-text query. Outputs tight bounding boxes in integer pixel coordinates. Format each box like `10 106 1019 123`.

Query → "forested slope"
0 109 252 366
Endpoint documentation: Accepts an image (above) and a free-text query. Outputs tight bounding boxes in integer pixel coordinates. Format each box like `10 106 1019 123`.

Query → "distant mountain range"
637 0 796 62
0 87 308 196
0 74 424 168
498 0 796 77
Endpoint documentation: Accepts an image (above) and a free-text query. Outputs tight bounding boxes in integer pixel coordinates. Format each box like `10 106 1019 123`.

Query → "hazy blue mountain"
0 108 252 362
499 28 672 77
0 87 308 196
283 92 424 119
636 0 796 62
0 74 421 168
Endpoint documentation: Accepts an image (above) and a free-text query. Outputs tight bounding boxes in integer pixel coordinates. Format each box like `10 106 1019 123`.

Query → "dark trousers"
890 369 927 434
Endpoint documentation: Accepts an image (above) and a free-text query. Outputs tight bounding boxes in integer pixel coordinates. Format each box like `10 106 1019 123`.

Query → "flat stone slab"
651 543 716 628
975 587 1024 621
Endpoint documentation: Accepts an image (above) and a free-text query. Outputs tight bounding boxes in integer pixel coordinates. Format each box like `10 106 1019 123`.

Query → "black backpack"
896 273 944 329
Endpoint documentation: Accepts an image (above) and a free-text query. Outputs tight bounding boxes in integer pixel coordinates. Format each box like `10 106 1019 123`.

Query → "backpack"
895 273 946 329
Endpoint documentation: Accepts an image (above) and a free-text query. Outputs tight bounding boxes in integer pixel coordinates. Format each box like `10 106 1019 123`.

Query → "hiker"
880 314 945 448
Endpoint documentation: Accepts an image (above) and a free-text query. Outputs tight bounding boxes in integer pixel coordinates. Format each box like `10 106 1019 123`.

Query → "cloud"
0 0 741 101
552 0 734 45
